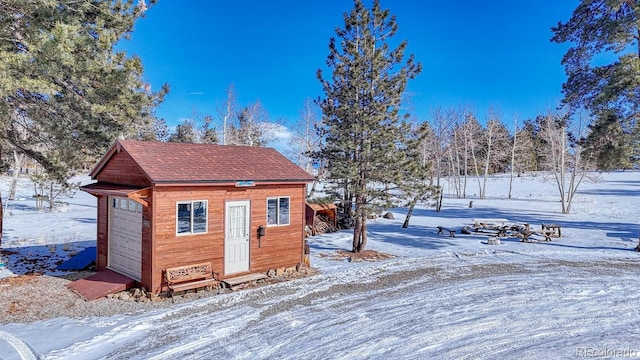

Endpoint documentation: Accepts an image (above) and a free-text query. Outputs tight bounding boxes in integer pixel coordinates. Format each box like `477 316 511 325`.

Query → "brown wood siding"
96 151 150 187
249 185 305 273
96 195 108 271
148 184 307 293
140 198 153 291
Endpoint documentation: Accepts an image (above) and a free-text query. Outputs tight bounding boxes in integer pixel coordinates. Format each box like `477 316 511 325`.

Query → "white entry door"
224 200 250 274
108 197 142 281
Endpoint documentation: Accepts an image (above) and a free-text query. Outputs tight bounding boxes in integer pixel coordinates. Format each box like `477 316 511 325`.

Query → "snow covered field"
1 171 639 359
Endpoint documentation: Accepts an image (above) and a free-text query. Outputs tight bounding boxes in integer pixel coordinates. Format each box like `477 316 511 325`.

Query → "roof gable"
91 140 314 184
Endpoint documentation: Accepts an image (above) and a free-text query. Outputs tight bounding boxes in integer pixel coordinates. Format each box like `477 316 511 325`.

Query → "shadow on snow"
0 240 95 276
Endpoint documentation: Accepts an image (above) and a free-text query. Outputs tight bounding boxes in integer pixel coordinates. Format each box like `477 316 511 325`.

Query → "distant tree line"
164 84 282 147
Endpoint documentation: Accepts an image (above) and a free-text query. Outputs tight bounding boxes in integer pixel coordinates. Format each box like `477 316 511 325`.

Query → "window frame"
176 200 208 235
266 196 290 227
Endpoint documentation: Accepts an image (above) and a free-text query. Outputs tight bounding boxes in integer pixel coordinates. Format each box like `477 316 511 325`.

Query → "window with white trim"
267 197 290 226
176 200 208 235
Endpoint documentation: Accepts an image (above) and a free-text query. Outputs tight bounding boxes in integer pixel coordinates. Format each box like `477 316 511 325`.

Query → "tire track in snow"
0 329 37 360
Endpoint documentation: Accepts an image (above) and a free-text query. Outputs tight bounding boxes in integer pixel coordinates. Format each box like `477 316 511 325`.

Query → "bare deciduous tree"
401 121 437 228
289 99 322 173
429 108 455 211
508 116 519 199
460 113 483 197
538 110 591 214
445 108 468 198
479 111 512 199
288 99 324 197
217 84 237 145
227 101 280 147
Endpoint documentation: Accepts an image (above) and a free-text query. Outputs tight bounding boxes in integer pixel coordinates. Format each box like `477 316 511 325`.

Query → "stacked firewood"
313 214 340 234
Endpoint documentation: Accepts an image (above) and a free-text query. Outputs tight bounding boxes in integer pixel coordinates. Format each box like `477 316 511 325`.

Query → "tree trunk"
343 184 353 218
559 126 568 214
481 126 493 199
402 196 419 228
8 150 24 200
352 191 368 252
0 145 3 246
462 131 469 198
435 177 442 212
469 135 482 197
48 181 54 212
509 123 517 199
448 145 459 198
352 214 368 253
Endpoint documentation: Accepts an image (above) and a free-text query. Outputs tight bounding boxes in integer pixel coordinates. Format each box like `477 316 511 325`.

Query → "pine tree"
582 111 634 170
315 0 421 252
0 0 168 177
168 119 197 143
551 1 639 167
200 115 219 144
514 120 538 172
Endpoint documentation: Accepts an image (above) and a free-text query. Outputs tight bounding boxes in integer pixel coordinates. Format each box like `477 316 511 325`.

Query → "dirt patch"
0 266 321 324
0 273 41 286
335 249 396 262
231 266 320 291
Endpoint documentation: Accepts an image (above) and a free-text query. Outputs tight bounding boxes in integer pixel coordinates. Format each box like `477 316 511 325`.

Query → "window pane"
120 198 127 209
229 205 246 238
128 200 136 212
279 197 290 225
177 203 192 234
267 199 277 225
112 198 118 208
192 201 207 233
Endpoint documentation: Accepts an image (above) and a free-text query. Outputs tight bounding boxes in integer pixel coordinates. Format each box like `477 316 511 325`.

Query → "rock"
267 268 276 277
276 267 286 276
383 212 394 219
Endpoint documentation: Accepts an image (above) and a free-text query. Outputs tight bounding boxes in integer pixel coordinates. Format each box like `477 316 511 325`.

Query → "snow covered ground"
1 171 639 359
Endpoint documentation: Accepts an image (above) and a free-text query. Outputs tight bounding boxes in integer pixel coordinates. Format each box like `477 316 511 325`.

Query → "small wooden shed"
81 140 314 294
305 202 338 235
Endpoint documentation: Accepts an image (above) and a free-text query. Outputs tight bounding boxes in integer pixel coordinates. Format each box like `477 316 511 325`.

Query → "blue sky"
122 1 578 129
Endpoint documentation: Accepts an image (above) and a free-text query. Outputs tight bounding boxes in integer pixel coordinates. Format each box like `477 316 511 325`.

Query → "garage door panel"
109 197 142 281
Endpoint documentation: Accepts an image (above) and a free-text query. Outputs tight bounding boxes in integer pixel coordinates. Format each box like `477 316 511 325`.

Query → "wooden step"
221 273 268 290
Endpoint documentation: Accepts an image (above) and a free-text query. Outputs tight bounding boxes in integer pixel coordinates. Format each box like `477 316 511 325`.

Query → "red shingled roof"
91 140 315 184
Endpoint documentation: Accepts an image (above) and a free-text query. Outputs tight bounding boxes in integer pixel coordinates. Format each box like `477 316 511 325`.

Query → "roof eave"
153 178 314 187
80 182 151 206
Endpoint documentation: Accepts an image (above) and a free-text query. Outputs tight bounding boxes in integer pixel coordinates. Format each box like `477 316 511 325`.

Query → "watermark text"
577 347 638 358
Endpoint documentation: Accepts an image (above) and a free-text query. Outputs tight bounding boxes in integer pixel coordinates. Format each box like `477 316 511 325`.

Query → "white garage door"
108 197 142 281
